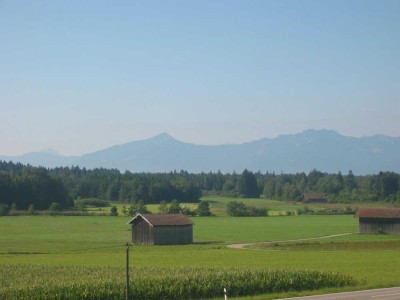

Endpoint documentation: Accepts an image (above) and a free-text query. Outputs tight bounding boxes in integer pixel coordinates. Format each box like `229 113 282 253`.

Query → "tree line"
0 161 399 212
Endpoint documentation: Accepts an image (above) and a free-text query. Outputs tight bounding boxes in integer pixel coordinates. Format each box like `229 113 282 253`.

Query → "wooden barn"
356 207 400 235
303 193 327 203
127 213 194 245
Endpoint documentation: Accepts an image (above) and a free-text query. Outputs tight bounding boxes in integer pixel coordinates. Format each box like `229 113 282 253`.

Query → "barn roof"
356 207 400 219
127 213 194 226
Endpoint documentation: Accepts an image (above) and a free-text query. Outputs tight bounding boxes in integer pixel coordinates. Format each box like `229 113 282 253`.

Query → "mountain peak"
147 132 181 145
151 132 176 141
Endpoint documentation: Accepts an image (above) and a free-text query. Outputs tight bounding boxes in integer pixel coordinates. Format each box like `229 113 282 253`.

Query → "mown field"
1 198 400 299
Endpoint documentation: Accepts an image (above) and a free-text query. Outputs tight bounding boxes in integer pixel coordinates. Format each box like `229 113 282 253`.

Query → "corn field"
0 265 358 299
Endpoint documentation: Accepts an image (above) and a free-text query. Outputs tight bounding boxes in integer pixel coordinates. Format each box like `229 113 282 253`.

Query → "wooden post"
126 243 130 300
224 287 227 300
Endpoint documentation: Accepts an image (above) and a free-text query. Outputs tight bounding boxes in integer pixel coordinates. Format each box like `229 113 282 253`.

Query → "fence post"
126 243 130 300
224 287 227 300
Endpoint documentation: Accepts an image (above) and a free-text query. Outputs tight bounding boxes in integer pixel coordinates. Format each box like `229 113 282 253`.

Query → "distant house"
303 193 327 203
127 213 194 245
356 207 400 235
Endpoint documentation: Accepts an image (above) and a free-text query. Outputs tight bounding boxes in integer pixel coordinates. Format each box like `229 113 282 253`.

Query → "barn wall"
359 218 400 235
132 219 154 245
153 225 193 245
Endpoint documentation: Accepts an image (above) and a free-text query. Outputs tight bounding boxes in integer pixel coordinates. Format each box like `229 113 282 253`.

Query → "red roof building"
127 214 194 245
303 193 327 203
356 207 400 234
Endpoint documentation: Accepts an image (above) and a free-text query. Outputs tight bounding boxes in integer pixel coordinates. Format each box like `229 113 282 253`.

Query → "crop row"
0 264 359 299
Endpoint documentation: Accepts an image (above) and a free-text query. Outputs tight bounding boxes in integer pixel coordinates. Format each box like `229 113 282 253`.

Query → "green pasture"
2 196 400 299
83 202 198 214
82 196 323 216
201 196 360 216
79 196 360 217
0 214 357 254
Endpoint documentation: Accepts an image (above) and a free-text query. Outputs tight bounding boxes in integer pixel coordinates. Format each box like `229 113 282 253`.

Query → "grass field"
1 198 400 299
88 196 359 216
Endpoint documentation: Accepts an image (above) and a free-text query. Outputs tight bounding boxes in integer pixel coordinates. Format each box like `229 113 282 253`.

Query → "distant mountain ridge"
1 129 400 174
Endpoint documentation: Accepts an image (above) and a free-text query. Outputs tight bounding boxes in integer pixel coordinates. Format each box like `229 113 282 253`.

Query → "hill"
1 130 399 174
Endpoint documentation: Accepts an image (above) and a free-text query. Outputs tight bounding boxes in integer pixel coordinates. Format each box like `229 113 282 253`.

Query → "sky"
1 0 399 156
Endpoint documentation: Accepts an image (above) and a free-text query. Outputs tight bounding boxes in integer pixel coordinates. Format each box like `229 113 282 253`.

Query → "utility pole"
126 243 130 300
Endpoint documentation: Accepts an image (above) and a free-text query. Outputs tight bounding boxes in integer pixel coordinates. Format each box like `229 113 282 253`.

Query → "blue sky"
1 0 399 155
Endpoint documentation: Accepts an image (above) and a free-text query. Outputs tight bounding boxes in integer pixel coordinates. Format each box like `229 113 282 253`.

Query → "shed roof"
127 213 194 226
304 193 326 200
356 207 400 219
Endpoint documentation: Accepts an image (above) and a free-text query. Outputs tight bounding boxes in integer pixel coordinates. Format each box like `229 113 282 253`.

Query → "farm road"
226 233 353 250
278 287 400 299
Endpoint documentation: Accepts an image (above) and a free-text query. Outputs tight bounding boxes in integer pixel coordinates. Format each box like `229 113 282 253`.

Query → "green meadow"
1 198 400 299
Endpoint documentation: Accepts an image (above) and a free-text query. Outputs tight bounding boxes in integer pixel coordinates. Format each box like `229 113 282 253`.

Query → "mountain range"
1 129 400 175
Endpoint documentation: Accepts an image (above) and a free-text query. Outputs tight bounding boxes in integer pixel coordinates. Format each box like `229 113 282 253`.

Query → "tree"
289 186 302 201
135 200 148 214
222 178 237 196
196 200 211 216
0 203 9 216
345 170 357 193
158 200 169 214
337 171 344 191
263 179 275 199
237 169 259 198
377 172 399 198
168 200 182 214
28 204 35 215
48 202 62 215
126 200 149 216
107 180 120 200
74 200 85 211
110 206 118 216
308 169 324 190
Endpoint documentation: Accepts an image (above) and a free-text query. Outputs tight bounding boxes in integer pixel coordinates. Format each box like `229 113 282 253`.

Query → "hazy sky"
1 1 399 156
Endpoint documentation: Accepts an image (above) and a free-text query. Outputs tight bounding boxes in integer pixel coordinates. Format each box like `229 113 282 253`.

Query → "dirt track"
226 233 353 249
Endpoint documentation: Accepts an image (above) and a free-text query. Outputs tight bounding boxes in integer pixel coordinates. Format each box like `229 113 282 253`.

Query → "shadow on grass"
193 241 224 245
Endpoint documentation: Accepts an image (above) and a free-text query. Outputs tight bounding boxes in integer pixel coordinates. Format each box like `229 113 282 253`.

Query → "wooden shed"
127 213 194 245
356 207 400 235
303 193 327 203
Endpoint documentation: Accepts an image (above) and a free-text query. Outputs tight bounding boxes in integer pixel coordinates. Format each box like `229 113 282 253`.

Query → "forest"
0 160 399 212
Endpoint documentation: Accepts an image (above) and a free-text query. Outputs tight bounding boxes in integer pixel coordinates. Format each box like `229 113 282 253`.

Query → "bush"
167 199 182 214
75 198 109 208
226 201 268 217
48 202 62 216
181 206 196 216
297 206 315 215
315 207 357 215
196 200 212 216
246 206 268 216
110 206 118 216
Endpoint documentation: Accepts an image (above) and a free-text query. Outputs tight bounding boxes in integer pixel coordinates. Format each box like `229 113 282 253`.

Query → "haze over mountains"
1 129 399 175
